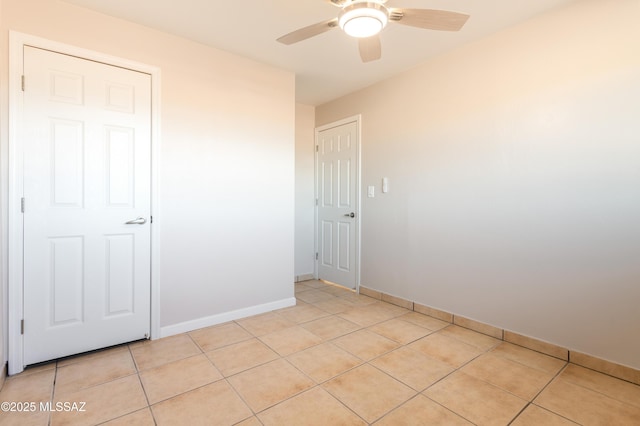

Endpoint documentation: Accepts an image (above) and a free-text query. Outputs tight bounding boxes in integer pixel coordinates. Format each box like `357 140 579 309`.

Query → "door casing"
5 31 162 374
314 115 362 292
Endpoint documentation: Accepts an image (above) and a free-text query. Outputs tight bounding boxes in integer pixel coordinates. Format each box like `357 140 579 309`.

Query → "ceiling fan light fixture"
339 2 389 38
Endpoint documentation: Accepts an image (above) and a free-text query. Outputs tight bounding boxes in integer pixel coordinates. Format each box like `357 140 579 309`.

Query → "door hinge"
315 252 318 260
315 145 319 152
21 197 25 213
21 75 25 91
315 198 318 206
150 215 153 224
20 319 24 335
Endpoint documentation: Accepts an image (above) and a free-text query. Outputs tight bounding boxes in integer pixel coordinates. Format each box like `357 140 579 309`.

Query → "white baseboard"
295 273 315 282
159 297 297 338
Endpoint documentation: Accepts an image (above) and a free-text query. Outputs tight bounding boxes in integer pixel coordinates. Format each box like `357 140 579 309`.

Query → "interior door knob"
125 217 147 225
344 212 355 218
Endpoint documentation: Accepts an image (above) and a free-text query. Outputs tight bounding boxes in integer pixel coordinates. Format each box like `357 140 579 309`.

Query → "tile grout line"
323 383 374 425
128 342 154 420
553 364 640 410
363 362 419 424
47 362 58 426
508 361 572 424
126 343 154 425
419 394 477 425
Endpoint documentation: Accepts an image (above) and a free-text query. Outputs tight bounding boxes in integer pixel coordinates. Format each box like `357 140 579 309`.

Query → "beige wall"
317 0 640 369
1 0 295 366
294 104 316 279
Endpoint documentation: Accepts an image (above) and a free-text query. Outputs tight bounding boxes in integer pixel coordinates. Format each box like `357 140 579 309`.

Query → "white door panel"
23 46 151 365
317 121 358 288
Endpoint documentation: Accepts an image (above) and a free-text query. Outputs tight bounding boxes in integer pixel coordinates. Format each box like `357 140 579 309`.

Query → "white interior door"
22 46 152 365
316 120 359 289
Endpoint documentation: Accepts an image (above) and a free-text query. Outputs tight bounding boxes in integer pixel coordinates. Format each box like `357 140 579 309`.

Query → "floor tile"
370 346 454 391
235 416 263 426
227 359 315 412
258 387 366 426
368 318 432 344
8 280 638 426
101 408 155 425
206 338 279 377
0 371 54 426
535 377 640 425
236 312 296 337
570 351 640 385
287 342 362 383
425 371 528 426
332 329 399 361
303 280 328 289
408 333 483 368
323 364 416 423
152 380 252 426
490 342 567 375
511 404 578 425
259 325 323 356
369 301 411 316
55 349 136 396
276 303 330 324
296 290 337 304
189 322 253 352
559 364 640 408
461 353 555 400
50 374 147 425
320 284 356 296
140 354 222 404
338 304 404 327
438 325 501 351
130 334 201 371
374 394 472 425
0 410 49 426
294 283 315 293
9 361 57 377
300 315 361 340
338 292 379 306
312 297 355 314
0 369 55 403
397 312 450 331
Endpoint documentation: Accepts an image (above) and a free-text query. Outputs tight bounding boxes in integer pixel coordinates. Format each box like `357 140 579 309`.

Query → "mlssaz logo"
40 401 87 412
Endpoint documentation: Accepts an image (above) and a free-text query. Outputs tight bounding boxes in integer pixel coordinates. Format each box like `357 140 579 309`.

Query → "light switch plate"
382 177 389 193
368 186 375 198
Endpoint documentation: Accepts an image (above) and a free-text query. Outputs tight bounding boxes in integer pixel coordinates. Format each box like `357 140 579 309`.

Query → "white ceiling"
63 0 579 105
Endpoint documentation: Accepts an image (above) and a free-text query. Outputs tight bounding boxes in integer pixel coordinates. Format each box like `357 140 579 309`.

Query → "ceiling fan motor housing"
338 2 390 38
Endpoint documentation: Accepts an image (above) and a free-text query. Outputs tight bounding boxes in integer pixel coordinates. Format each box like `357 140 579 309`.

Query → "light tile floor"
1 280 639 425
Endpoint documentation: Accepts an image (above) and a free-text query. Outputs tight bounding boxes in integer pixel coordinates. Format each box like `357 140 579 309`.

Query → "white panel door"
22 46 151 365
317 121 358 289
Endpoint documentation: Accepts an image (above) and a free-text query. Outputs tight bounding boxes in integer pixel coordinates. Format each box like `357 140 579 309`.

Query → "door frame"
314 115 362 292
5 31 162 374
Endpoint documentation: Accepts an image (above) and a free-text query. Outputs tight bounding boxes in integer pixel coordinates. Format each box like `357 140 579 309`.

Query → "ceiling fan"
277 0 470 63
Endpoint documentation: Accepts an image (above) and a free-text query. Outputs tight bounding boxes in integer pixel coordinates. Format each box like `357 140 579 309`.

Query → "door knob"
125 217 147 225
344 212 355 218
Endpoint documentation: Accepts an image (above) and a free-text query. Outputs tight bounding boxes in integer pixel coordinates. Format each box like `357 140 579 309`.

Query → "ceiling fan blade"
326 0 349 7
358 35 381 63
277 18 339 45
390 9 470 31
